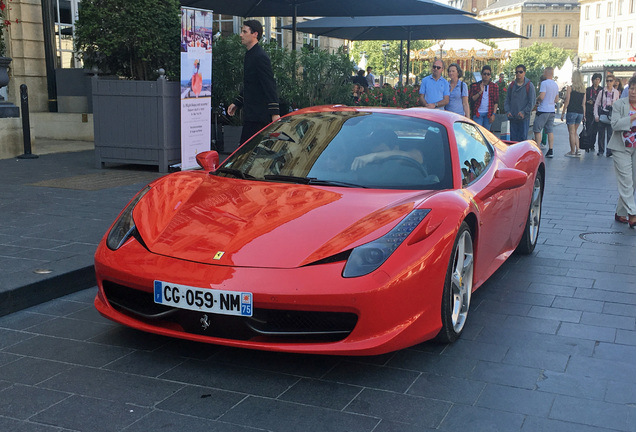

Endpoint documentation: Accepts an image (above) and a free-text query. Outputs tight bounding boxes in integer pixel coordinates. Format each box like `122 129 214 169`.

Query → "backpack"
508 80 531 95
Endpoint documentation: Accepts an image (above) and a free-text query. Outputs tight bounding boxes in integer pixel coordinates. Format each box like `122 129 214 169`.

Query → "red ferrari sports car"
94 106 545 355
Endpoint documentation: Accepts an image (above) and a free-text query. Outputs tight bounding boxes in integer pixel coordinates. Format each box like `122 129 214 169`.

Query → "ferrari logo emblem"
200 314 210 331
213 251 225 260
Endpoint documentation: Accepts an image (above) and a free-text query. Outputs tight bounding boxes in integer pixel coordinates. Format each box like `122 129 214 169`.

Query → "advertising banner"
180 8 213 170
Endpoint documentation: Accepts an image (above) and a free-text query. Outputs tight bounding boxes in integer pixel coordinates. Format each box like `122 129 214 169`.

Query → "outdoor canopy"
282 15 523 41
283 15 525 84
178 0 468 48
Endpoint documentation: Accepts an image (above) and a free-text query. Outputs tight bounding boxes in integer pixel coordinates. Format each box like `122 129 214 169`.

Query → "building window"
583 31 589 50
55 0 82 68
606 28 612 50
585 5 590 19
539 24 545 38
607 2 613 16
628 27 634 48
526 24 533 38
594 30 600 51
596 3 601 17
565 24 572 37
631 0 635 13
552 24 559 37
213 14 235 37
618 0 624 15
617 28 623 49
272 17 284 47
303 33 319 48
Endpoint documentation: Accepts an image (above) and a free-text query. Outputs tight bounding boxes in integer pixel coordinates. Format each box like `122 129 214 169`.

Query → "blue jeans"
510 118 530 142
472 114 491 130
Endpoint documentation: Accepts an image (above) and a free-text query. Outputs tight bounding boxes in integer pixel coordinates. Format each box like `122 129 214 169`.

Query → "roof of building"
480 0 579 14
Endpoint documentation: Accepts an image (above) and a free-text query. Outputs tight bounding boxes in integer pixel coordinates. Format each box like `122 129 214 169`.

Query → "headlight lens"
106 186 151 250
343 209 430 278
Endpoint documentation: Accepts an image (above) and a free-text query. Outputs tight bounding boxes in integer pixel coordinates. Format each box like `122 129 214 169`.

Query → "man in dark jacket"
228 20 280 144
504 64 536 142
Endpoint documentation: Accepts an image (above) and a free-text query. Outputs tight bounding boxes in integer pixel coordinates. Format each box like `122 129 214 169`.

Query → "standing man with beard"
228 20 280 144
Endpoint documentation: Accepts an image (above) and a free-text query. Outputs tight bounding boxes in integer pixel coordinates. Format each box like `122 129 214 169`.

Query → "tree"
74 0 180 80
506 42 574 88
351 40 434 82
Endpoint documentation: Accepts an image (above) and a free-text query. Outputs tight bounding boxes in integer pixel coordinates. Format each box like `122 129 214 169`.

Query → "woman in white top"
594 74 620 156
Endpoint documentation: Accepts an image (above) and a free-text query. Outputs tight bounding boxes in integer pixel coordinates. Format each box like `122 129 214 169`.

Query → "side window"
454 122 494 186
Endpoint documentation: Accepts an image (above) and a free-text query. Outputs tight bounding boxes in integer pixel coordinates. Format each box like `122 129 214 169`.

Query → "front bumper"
94 236 450 356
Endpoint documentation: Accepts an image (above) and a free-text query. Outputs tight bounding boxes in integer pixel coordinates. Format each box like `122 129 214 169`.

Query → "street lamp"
382 43 390 86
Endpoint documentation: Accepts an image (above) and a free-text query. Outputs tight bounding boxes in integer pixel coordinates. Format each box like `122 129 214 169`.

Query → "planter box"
92 77 180 172
222 125 242 154
490 113 508 133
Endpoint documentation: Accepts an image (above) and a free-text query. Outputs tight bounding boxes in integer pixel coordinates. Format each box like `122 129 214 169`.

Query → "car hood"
133 172 435 268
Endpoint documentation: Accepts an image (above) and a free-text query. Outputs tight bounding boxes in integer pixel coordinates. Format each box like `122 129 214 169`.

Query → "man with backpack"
504 64 536 142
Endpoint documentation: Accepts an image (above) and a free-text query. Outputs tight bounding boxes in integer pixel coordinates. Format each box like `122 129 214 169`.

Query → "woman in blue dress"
445 63 469 118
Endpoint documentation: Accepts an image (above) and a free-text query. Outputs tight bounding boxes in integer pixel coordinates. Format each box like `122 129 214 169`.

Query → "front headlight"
343 209 430 278
106 186 151 250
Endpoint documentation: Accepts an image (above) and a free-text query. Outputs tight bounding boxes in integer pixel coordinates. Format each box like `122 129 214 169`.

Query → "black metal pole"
41 0 58 112
18 84 38 159
406 32 411 86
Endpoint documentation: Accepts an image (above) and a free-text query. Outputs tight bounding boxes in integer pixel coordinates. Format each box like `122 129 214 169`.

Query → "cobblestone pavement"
1 123 636 431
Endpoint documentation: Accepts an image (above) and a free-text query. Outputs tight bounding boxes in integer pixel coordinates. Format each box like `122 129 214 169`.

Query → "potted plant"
74 0 181 172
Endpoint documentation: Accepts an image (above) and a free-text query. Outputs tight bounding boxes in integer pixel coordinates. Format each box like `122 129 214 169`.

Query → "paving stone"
503 347 570 372
566 356 636 384
220 396 379 432
469 361 542 390
527 305 582 323
438 405 525 432
549 395 636 431
387 349 480 378
160 359 299 398
39 366 183 407
476 384 555 417
31 395 151 432
345 388 451 428
123 410 259 432
557 322 617 342
278 378 361 410
156 385 246 420
0 357 74 385
5 335 132 367
537 370 607 400
407 373 485 404
0 384 69 420
322 361 420 393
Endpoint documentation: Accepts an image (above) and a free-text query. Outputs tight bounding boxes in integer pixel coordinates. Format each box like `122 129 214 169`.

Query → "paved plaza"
1 122 636 431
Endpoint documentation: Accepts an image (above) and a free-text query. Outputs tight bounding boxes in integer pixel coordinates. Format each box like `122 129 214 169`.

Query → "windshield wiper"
263 174 310 184
215 167 254 179
263 174 367 188
307 179 368 188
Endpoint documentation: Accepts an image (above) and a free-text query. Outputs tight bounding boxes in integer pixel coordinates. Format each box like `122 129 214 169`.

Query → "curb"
0 266 96 317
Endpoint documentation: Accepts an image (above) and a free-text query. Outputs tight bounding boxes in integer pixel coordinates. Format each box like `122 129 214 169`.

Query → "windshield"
216 111 452 190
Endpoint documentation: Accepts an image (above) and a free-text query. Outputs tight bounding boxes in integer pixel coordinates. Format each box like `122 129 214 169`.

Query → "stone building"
577 0 636 85
476 0 581 52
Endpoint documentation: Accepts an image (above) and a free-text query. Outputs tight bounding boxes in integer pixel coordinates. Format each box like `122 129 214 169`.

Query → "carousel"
412 39 509 82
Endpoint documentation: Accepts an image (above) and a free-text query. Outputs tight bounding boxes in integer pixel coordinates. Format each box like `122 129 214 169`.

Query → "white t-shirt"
478 85 489 113
537 79 559 113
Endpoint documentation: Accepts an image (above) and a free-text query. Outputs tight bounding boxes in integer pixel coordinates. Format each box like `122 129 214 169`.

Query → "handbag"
598 91 613 124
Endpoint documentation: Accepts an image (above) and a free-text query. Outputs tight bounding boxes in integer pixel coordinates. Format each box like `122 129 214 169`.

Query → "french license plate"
153 281 252 317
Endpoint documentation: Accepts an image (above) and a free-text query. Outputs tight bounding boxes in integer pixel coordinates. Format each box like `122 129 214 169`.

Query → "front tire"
516 171 543 255
437 222 474 344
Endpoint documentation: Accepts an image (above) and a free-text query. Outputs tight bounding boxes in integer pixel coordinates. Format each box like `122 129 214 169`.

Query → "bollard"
499 120 511 142
17 84 39 159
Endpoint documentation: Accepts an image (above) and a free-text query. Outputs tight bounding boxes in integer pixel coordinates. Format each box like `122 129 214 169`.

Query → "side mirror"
196 151 219 171
478 168 528 200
